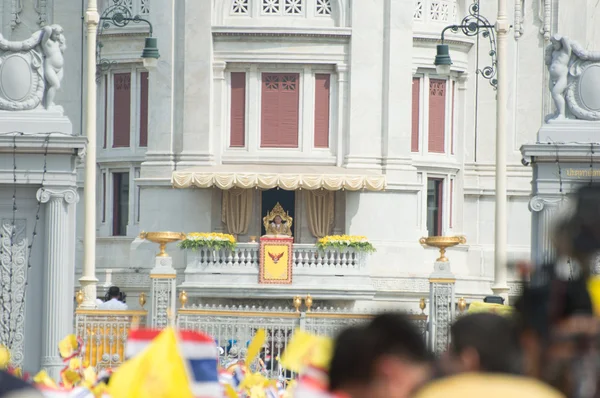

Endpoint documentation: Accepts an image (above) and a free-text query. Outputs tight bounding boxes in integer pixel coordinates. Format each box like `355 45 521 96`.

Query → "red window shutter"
451 80 455 155
428 79 446 153
314 74 330 148
230 72 246 147
261 73 300 148
103 76 108 149
139 72 149 147
411 77 420 152
113 73 131 148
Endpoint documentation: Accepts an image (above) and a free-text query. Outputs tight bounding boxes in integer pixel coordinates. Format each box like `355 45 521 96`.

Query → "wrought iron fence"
176 304 427 380
75 310 147 370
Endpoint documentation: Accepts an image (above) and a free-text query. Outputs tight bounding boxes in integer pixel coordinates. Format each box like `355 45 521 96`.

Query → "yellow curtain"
222 188 253 237
305 190 335 239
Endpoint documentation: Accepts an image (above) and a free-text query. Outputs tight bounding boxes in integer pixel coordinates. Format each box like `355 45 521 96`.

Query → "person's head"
442 313 521 375
108 286 120 299
329 313 430 398
274 215 282 225
515 276 598 396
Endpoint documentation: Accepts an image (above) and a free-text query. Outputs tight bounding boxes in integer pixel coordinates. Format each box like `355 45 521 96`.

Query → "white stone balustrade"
181 243 375 300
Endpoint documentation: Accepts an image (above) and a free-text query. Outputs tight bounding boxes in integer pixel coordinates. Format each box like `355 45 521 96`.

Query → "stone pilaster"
529 196 563 266
150 256 177 329
428 260 455 355
335 64 348 167
37 187 78 380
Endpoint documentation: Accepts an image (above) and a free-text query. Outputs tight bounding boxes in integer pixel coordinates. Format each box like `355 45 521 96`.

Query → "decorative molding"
36 188 79 205
372 277 430 292
0 219 27 368
212 26 351 39
529 196 562 212
35 0 49 27
514 0 524 39
539 0 551 40
10 0 22 30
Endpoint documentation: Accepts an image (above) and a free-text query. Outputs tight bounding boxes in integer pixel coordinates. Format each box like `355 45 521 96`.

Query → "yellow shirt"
413 373 565 398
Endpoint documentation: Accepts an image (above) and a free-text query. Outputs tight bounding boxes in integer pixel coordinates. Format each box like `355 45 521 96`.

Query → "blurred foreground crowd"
3 185 600 397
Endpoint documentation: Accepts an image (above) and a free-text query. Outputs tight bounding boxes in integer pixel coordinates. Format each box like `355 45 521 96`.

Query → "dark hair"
328 313 429 391
108 286 120 298
450 313 521 374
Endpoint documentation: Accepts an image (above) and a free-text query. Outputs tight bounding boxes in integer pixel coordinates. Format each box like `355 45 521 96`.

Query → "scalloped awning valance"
172 165 386 191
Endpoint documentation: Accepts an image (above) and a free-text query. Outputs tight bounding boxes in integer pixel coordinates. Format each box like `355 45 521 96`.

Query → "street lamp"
96 2 160 79
433 0 511 301
433 3 497 88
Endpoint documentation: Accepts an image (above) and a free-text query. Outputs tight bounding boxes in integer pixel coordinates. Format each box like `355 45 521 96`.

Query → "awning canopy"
172 165 386 191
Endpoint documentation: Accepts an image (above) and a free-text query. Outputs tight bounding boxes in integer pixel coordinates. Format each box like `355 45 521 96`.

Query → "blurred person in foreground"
440 313 521 375
0 371 42 398
328 313 431 398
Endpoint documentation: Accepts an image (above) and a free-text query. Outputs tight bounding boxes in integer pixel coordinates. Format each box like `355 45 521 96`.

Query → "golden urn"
457 297 467 313
75 290 84 308
293 296 302 312
139 292 147 308
139 231 186 257
419 298 426 313
179 290 188 309
419 236 466 262
305 294 313 312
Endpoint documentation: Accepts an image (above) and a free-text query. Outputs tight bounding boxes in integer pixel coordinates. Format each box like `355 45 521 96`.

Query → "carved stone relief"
11 0 23 30
545 35 600 121
0 24 65 111
0 219 28 368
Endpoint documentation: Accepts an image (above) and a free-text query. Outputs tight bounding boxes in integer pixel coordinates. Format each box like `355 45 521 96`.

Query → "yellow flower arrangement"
316 235 375 253
179 232 237 251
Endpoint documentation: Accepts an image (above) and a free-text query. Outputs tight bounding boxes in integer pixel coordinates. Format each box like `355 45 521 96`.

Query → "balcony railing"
177 304 427 378
75 310 147 370
414 0 458 24
181 243 375 299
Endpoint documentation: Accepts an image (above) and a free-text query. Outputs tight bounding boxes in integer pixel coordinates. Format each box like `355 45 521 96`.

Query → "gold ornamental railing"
74 309 147 370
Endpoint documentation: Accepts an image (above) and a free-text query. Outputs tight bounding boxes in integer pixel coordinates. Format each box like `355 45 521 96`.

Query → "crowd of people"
2 185 600 397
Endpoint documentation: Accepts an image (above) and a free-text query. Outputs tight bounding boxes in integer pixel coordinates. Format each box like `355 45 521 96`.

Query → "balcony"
180 243 375 300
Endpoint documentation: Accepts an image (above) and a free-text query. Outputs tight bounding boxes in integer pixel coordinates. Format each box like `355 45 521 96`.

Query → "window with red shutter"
139 72 149 147
314 74 330 148
411 77 420 152
113 73 131 148
230 72 246 147
261 73 300 148
428 79 446 153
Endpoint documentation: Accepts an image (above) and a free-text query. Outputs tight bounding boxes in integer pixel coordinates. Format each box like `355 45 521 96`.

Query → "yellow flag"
280 329 333 373
246 328 266 365
108 328 193 398
588 276 600 316
467 302 513 317
224 384 238 398
0 345 10 369
58 335 78 358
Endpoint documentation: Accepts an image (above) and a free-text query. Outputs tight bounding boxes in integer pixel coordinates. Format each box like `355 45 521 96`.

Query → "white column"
80 0 99 309
428 260 455 354
529 196 563 265
38 188 79 380
492 0 510 301
335 64 348 167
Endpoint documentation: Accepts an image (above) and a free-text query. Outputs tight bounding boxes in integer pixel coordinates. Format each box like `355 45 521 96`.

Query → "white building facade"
6 0 600 371
84 0 541 309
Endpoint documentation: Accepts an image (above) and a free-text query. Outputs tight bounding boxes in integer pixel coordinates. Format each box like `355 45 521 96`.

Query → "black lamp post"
433 2 497 89
96 0 160 80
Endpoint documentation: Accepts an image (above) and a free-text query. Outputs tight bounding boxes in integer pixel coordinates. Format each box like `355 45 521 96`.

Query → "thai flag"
179 330 222 398
124 329 161 360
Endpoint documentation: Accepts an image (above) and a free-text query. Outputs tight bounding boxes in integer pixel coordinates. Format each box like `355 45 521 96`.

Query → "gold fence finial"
419 298 426 314
293 296 302 312
139 292 147 308
179 291 188 309
75 290 84 308
305 294 313 312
